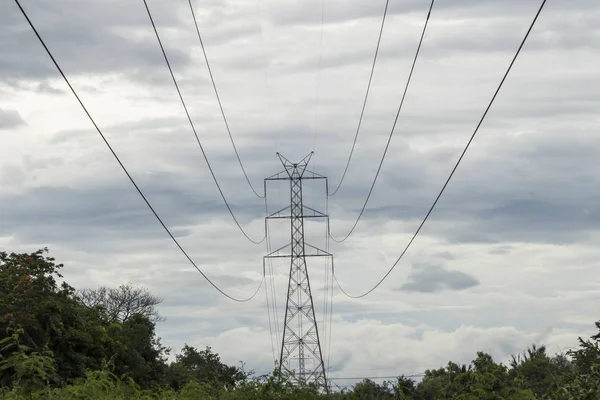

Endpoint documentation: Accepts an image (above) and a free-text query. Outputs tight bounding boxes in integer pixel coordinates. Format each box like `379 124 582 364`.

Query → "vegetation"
1 248 599 399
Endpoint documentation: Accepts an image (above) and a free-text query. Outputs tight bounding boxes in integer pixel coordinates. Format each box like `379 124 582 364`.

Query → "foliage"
173 344 246 389
1 248 600 399
0 329 56 394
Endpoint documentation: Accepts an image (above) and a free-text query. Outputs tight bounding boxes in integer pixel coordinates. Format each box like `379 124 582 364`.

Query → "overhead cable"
312 0 326 152
329 0 390 196
325 198 334 372
329 0 435 243
320 210 331 368
329 374 425 381
263 267 277 364
187 0 265 199
329 374 425 389
252 0 278 153
143 0 265 244
14 0 264 302
264 196 281 356
334 0 548 299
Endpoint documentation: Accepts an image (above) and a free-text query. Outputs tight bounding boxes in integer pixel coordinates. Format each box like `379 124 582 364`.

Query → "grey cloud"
417 12 600 58
268 0 499 27
400 263 479 293
35 81 64 95
200 15 262 47
277 1 600 75
0 108 25 129
151 276 266 337
207 274 258 288
41 116 277 201
0 156 63 188
398 292 600 334
489 245 513 255
0 165 25 186
477 199 598 237
330 121 600 245
47 116 189 145
1 0 189 82
435 251 456 261
0 0 272 88
269 0 597 27
22 155 64 171
0 173 265 252
3 79 65 95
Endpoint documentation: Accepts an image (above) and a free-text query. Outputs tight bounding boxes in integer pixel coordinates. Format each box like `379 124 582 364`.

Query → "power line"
252 371 425 381
329 0 435 243
142 0 265 245
263 263 277 364
324 194 334 373
187 0 264 199
313 0 325 152
266 239 280 346
334 0 548 299
328 365 438 373
254 361 444 377
326 204 334 373
13 0 264 303
321 206 332 370
329 374 424 381
329 0 390 196
252 0 278 153
263 194 276 362
264 195 280 358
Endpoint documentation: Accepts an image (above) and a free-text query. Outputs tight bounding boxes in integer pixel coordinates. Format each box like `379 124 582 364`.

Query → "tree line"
1 248 599 399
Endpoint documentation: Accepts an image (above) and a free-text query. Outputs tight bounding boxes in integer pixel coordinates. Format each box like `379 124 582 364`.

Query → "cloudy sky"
2 0 600 386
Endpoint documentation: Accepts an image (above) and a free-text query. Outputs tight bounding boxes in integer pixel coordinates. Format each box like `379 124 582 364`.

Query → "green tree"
107 313 169 390
0 329 56 394
0 248 104 385
350 379 394 399
0 249 169 390
554 321 600 399
415 354 535 400
172 345 246 390
509 344 569 397
392 375 416 399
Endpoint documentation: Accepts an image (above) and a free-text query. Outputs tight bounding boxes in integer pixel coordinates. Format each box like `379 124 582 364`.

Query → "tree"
415 354 536 400
0 248 170 390
78 283 163 323
173 345 246 390
0 249 111 386
350 379 394 399
555 321 600 399
392 375 416 399
107 313 169 390
508 344 569 397
0 328 56 394
0 248 68 349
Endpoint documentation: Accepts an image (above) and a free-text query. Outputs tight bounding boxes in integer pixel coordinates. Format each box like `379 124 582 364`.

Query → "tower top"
276 152 314 177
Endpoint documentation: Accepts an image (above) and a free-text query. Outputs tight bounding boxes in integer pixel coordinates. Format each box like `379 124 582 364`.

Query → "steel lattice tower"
264 152 331 389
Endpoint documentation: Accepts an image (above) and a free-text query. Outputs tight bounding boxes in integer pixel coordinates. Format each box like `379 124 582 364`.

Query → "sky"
2 0 600 387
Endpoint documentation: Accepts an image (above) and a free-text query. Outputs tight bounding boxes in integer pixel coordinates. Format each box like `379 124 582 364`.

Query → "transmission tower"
264 152 331 390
